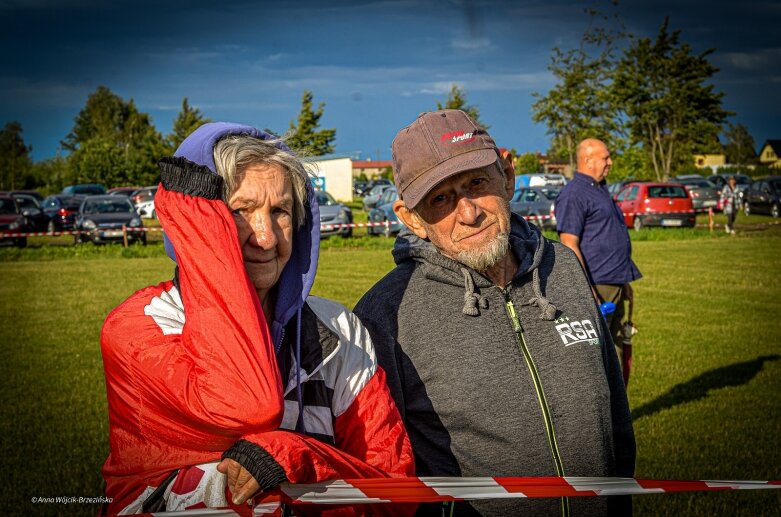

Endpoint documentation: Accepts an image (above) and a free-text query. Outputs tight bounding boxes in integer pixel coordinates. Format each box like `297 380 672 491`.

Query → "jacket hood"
392 213 557 320
168 122 320 346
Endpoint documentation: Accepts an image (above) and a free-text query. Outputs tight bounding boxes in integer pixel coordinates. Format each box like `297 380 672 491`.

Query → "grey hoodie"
354 214 635 516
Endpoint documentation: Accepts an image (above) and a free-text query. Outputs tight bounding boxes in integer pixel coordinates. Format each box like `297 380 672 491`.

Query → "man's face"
396 164 515 270
589 143 612 182
228 163 295 298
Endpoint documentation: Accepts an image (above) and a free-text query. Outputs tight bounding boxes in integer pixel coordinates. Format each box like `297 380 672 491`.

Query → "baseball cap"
391 109 499 208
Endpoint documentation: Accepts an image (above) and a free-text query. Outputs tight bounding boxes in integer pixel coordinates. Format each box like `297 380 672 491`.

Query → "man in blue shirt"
556 138 642 379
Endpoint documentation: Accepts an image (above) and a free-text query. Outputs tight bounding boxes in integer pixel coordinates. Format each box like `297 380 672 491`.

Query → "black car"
0 193 28 247
743 177 781 218
74 195 146 245
12 193 48 231
41 195 85 231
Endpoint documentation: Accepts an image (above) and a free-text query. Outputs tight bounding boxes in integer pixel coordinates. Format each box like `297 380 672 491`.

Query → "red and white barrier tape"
135 476 781 516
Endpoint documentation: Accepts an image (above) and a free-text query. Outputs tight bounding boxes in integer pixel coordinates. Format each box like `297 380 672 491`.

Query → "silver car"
510 186 560 230
362 184 392 211
677 178 720 211
317 190 352 238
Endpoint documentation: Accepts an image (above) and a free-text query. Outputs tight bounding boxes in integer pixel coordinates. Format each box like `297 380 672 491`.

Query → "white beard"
456 231 510 272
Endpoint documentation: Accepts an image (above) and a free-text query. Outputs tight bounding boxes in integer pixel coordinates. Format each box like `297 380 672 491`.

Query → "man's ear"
500 160 516 199
393 200 428 240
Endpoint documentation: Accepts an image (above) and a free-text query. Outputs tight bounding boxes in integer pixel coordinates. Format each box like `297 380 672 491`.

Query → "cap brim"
401 148 498 208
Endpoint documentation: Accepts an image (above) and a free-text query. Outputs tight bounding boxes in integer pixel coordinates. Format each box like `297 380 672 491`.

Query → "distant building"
352 159 393 179
758 140 781 169
693 154 726 169
306 157 354 202
538 154 572 177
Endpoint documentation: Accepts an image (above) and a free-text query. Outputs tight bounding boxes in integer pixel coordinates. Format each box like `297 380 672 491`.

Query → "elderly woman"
100 123 413 514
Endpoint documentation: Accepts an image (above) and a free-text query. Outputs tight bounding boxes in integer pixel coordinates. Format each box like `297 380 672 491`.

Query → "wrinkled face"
228 163 295 298
407 164 514 270
590 143 612 182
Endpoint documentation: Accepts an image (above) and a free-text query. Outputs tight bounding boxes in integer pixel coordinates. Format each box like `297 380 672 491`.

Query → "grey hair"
212 134 312 227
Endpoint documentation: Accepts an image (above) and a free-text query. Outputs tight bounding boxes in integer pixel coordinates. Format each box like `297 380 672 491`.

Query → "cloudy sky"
1 0 779 161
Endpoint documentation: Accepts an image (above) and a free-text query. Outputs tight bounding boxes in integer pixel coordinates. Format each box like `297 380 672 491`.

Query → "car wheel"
772 204 780 219
47 220 55 233
73 231 82 244
152 209 157 219
743 203 751 216
16 237 27 248
633 216 644 231
341 227 353 239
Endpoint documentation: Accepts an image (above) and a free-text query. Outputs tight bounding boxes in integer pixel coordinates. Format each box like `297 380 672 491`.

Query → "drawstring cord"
521 267 558 321
294 307 306 434
461 268 488 316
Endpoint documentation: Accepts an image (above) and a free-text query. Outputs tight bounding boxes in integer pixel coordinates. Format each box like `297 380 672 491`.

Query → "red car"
614 182 696 231
0 193 28 247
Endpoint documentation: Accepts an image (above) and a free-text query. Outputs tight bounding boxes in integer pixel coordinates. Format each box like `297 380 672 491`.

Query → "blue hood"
168 122 320 347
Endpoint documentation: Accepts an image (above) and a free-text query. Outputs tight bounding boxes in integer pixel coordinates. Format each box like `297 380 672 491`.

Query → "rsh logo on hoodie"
554 316 600 347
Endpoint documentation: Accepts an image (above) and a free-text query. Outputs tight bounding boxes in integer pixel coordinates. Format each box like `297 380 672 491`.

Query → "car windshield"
648 186 688 198
316 191 338 207
540 187 561 200
0 198 17 214
15 196 38 209
63 197 84 209
84 199 134 214
369 185 387 196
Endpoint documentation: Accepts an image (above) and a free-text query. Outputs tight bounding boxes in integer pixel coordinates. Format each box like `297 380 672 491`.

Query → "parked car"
607 180 637 199
130 186 158 205
12 193 48 231
9 190 44 202
74 195 146 245
509 186 560 230
40 195 84 231
362 184 392 211
353 181 369 197
368 187 403 237
317 190 352 238
61 183 107 196
135 198 156 219
672 174 705 181
515 173 567 189
743 176 781 218
615 182 696 230
0 193 28 247
107 186 141 197
676 178 720 211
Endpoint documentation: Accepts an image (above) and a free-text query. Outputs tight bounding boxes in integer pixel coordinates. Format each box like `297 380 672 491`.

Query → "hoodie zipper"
503 290 570 517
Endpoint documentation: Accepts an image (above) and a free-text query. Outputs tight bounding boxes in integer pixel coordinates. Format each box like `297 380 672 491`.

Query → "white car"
136 199 156 219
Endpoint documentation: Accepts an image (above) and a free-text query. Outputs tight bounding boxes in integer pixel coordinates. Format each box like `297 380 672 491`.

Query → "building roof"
352 160 393 169
762 140 781 156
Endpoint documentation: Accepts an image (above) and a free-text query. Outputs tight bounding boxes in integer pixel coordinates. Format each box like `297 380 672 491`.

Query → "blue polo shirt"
556 172 642 285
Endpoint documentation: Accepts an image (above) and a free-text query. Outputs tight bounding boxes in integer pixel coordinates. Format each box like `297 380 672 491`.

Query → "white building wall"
307 157 353 202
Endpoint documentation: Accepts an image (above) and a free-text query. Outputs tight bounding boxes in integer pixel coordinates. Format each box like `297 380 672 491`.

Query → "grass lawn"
1 224 780 515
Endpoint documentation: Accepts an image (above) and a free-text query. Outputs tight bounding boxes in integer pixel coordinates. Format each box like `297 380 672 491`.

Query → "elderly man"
556 138 642 378
354 111 635 516
100 123 413 515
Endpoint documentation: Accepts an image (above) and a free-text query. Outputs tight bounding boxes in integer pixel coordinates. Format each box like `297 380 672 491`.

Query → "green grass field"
1 222 780 515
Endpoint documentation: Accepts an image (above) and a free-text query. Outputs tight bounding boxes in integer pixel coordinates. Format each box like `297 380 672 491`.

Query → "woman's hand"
217 458 260 505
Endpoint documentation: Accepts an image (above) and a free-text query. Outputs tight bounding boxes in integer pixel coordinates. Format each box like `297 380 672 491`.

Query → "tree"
532 6 624 170
515 152 541 174
436 84 487 128
612 18 731 182
724 122 756 167
0 121 33 190
63 86 165 186
286 91 336 156
167 97 210 152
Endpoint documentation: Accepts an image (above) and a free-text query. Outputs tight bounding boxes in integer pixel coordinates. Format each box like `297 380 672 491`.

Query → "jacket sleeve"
224 367 413 485
111 157 284 445
598 315 636 478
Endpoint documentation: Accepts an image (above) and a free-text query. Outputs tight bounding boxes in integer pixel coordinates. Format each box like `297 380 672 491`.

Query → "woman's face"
228 163 295 299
